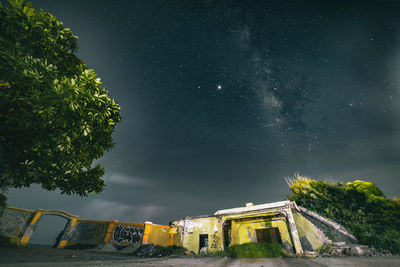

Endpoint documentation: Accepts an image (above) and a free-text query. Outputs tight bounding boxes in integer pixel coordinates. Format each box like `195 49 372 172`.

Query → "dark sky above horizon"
6 0 400 225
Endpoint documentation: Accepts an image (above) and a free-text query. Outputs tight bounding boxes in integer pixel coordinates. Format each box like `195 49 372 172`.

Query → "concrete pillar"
103 220 118 243
142 221 153 245
167 226 175 246
57 216 79 248
285 207 303 254
20 209 43 245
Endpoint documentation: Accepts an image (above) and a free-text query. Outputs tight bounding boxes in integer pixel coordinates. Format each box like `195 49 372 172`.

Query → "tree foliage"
0 0 121 196
287 174 400 253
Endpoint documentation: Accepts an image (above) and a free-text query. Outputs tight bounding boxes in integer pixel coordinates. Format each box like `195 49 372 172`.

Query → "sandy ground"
1 247 400 267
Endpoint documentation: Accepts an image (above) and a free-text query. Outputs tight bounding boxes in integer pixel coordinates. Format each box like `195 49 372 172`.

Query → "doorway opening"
28 215 69 248
255 227 282 244
223 220 231 249
199 234 209 254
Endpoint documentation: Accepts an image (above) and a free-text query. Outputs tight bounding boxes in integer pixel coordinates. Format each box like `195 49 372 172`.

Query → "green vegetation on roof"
287 174 400 253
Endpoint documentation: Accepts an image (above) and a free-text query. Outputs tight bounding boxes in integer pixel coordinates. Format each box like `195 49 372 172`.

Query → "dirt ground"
1 247 400 267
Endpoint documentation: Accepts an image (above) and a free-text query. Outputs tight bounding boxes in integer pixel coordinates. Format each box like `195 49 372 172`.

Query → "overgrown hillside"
287 174 400 253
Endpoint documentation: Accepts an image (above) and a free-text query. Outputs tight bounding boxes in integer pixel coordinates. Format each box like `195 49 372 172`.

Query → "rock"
350 246 365 256
199 247 208 255
331 248 344 256
120 243 140 254
135 244 156 257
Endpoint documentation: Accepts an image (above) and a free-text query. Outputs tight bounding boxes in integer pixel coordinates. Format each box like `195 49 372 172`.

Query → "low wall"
145 224 170 246
0 206 172 249
65 220 109 248
0 206 34 239
110 222 145 247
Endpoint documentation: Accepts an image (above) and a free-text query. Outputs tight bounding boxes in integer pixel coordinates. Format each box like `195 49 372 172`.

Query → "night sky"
7 0 400 225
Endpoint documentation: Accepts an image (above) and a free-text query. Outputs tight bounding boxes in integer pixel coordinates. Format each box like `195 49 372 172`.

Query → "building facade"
172 200 324 255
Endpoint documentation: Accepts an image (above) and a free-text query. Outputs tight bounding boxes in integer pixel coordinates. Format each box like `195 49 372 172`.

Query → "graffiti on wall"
112 225 144 245
0 208 32 237
210 233 222 250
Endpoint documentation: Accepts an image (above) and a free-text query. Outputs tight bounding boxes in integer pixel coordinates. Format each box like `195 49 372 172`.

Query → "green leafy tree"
0 0 121 196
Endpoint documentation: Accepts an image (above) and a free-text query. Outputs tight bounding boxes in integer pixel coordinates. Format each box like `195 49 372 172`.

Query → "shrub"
287 174 400 253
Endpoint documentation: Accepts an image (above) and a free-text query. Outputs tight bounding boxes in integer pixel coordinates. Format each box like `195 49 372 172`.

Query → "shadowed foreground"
0 247 400 267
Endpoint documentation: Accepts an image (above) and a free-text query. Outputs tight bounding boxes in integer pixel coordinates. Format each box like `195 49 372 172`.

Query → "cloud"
103 173 152 187
79 199 132 221
78 198 169 223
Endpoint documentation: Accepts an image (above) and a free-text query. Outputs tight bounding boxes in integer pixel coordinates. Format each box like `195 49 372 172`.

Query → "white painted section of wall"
214 200 290 216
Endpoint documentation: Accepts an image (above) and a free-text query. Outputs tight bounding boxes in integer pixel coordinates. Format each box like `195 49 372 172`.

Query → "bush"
0 235 19 248
221 242 286 258
287 174 400 254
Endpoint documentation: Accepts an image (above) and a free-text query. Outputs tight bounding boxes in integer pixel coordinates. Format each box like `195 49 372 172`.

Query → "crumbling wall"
298 207 357 245
292 211 324 251
0 206 171 249
229 216 294 253
65 220 109 248
175 216 223 254
0 207 33 238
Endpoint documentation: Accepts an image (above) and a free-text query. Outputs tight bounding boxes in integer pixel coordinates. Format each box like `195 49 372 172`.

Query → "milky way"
7 0 400 224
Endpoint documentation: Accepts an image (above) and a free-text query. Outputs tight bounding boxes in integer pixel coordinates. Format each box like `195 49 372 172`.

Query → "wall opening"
199 234 208 253
255 227 282 244
223 220 231 249
28 215 69 248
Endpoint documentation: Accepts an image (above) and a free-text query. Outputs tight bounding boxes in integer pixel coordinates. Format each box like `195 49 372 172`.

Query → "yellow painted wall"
168 227 182 246
229 216 294 252
292 211 323 251
147 224 170 246
178 217 224 254
176 215 297 254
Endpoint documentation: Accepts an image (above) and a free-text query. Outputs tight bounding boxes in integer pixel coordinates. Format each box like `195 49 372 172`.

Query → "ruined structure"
172 200 327 254
0 200 356 254
0 206 173 249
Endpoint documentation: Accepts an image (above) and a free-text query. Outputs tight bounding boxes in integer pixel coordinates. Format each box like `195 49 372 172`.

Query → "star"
217 85 222 90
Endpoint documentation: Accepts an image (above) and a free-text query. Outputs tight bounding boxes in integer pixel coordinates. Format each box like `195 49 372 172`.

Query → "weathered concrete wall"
0 207 33 238
66 220 109 247
173 214 297 255
176 216 224 254
146 224 170 246
111 223 145 247
0 206 170 249
230 216 294 253
292 211 324 251
173 204 308 255
168 226 182 247
298 206 357 245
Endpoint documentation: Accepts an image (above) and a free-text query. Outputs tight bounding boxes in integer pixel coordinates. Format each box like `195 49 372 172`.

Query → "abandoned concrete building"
172 200 323 254
0 200 357 254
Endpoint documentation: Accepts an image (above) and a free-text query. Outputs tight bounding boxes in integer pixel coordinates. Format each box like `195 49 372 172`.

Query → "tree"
0 0 121 196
